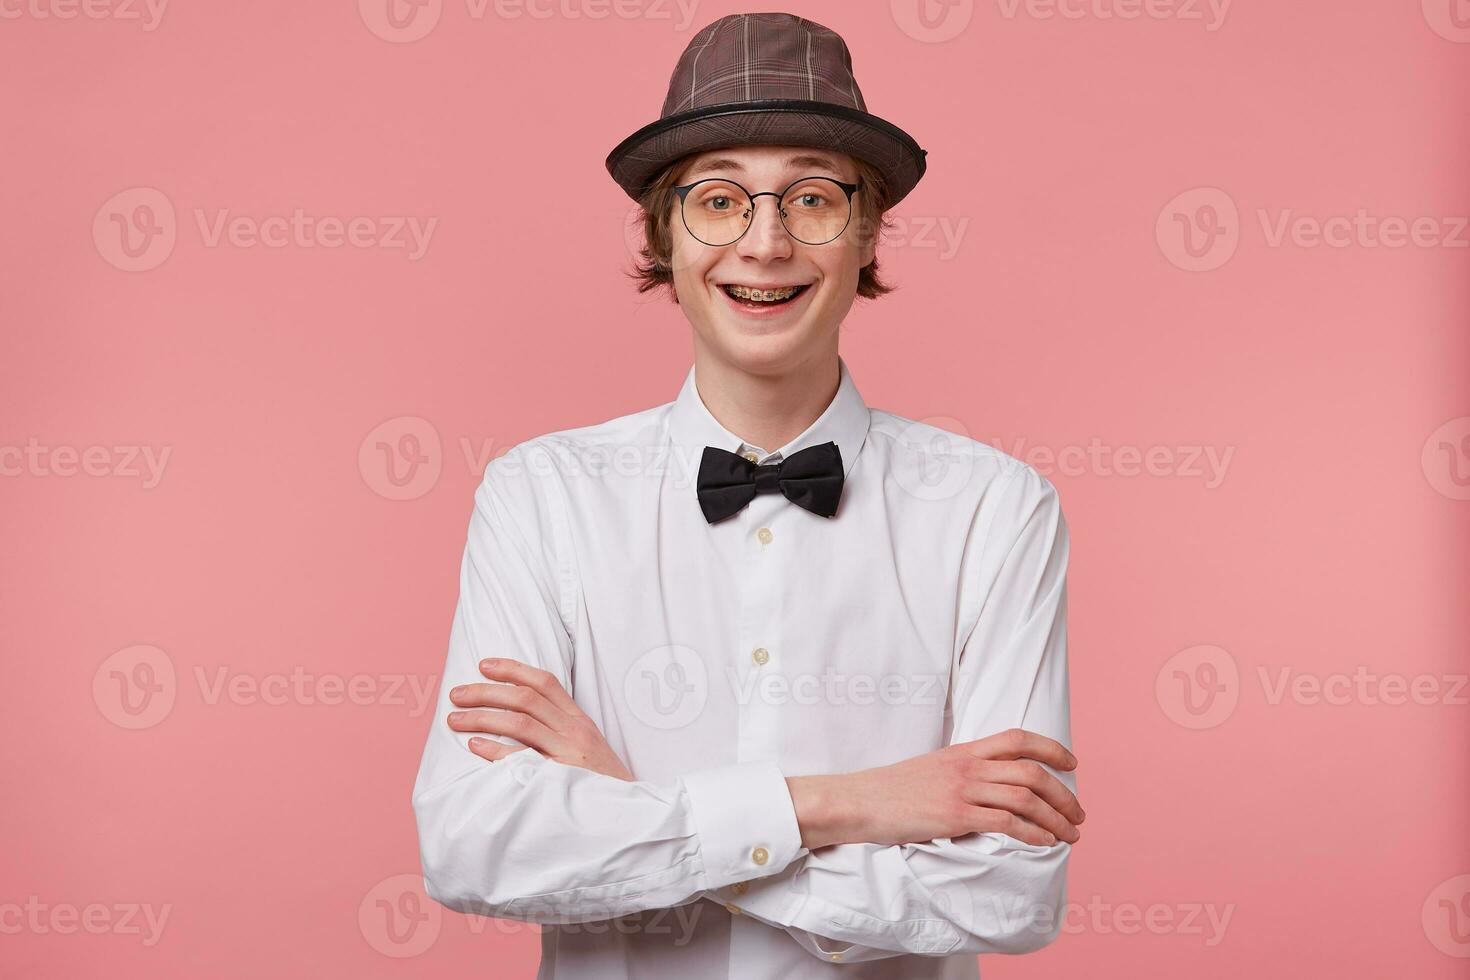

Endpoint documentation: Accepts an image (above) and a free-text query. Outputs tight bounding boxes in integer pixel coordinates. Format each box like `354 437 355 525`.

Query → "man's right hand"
786 728 1085 851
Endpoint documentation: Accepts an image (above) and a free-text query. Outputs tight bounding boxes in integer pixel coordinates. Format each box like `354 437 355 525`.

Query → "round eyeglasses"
671 175 862 247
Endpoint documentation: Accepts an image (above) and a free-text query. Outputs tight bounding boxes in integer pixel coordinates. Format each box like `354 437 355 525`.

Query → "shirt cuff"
682 761 804 890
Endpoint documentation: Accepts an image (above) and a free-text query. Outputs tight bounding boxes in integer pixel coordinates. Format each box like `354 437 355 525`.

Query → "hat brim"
605 99 927 208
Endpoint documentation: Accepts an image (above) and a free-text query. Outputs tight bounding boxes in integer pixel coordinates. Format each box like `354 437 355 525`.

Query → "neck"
690 341 841 455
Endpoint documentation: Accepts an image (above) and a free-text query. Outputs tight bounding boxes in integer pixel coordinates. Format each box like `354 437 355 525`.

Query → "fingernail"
448 711 465 722
469 737 487 748
481 659 499 670
1043 833 1057 845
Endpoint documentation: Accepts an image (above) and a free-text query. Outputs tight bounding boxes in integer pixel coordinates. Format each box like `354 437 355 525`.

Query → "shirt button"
724 902 742 915
752 647 769 666
756 527 773 544
741 451 759 462
751 847 769 866
732 881 748 895
828 953 843 962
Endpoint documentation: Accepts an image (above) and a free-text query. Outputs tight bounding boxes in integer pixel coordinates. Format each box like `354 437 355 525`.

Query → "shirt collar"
667 355 870 480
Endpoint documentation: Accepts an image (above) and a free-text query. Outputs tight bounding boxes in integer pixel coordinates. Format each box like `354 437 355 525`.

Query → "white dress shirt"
412 355 1074 979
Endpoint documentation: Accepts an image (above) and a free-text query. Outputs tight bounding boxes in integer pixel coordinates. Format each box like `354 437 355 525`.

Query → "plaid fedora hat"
605 12 928 208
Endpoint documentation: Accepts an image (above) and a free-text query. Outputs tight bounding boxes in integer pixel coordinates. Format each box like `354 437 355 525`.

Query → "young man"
413 12 1084 979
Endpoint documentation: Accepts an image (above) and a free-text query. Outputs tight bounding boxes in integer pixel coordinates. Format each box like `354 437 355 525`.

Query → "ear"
855 215 877 269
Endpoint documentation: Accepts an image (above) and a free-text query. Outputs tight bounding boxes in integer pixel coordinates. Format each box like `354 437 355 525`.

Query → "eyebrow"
682 154 847 181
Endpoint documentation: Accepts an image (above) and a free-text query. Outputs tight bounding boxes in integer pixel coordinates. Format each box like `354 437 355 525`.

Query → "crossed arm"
412 451 1082 961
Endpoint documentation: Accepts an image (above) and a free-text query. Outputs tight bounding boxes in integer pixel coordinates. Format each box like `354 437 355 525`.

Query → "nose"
735 194 794 261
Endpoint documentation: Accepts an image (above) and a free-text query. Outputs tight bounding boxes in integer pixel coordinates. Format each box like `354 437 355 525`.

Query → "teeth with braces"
726 284 803 302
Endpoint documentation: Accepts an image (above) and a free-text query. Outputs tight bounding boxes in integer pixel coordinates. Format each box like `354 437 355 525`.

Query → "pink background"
3 1 1468 977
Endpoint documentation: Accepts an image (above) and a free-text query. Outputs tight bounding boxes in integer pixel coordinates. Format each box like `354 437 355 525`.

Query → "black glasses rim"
670 175 863 247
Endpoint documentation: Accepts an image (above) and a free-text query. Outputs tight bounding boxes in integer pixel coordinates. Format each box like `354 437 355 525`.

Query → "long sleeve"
412 445 806 924
718 462 1074 962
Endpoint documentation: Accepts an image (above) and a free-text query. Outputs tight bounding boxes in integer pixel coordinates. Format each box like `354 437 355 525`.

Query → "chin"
706 325 828 376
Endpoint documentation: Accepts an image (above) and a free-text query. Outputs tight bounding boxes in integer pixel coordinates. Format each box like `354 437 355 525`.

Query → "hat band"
606 99 927 173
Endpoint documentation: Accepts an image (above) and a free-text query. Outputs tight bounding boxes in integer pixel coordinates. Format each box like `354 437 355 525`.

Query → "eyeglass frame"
670 175 864 247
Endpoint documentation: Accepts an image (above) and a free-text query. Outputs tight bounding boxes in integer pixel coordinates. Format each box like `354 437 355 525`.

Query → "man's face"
667 145 875 374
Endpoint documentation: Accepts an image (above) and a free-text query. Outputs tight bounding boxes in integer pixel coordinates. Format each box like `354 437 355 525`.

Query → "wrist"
785 773 863 850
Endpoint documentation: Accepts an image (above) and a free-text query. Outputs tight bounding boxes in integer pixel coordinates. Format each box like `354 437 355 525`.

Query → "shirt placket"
728 448 789 960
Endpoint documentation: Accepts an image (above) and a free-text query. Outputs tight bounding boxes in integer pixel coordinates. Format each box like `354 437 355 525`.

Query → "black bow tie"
696 441 845 524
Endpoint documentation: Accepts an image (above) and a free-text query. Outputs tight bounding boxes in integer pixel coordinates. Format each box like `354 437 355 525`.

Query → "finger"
450 680 569 734
964 728 1077 772
963 806 1060 847
976 759 1086 825
963 781 1080 843
467 736 530 762
478 659 583 717
447 708 562 756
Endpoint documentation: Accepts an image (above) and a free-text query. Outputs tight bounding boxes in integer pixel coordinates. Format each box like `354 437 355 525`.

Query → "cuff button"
751 847 769 866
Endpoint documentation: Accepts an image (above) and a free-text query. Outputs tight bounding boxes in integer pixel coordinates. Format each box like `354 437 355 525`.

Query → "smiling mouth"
720 283 812 307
